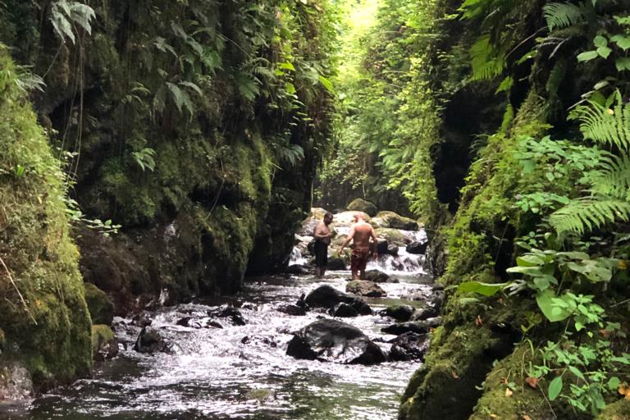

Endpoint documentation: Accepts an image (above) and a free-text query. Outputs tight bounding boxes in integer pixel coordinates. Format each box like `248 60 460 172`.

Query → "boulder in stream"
346 280 387 298
381 321 430 336
329 302 359 318
374 211 418 230
381 304 415 322
364 269 390 283
389 332 429 361
327 257 347 270
277 304 307 316
304 285 371 315
92 325 119 361
286 319 386 365
207 305 246 326
406 241 428 255
346 198 378 217
134 327 169 353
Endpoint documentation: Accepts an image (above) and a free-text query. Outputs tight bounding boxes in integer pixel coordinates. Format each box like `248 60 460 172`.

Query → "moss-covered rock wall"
0 47 91 390
0 1 335 309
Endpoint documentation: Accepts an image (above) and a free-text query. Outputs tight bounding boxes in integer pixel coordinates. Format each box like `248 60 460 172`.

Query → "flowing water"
3 232 431 419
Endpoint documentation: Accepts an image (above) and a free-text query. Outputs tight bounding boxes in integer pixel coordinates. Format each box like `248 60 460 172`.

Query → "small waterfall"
289 246 308 266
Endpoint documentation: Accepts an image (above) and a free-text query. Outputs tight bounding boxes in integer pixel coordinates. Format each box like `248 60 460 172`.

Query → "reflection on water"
3 273 431 420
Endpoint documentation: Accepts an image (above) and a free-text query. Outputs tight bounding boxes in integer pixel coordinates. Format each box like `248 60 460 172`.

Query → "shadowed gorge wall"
0 0 335 311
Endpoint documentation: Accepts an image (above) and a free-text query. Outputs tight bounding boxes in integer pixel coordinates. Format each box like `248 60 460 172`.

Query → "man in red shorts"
339 213 378 280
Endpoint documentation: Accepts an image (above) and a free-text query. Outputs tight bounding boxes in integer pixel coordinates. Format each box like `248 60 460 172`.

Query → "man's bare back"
351 221 376 251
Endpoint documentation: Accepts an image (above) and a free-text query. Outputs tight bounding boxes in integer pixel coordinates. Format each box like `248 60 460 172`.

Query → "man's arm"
339 227 355 253
370 226 378 243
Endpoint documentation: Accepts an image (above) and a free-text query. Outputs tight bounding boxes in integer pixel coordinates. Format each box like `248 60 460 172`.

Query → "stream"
2 220 433 420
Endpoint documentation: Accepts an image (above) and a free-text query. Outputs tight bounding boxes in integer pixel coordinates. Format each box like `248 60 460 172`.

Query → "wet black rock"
176 317 203 328
389 332 429 361
241 335 277 347
376 240 389 255
330 303 359 318
131 313 153 328
327 257 347 270
286 264 310 275
364 269 390 283
346 280 387 298
381 321 430 335
411 305 439 321
208 306 246 326
277 304 307 316
406 241 428 255
423 317 442 328
430 290 445 309
134 327 169 353
386 244 399 256
286 319 386 365
304 285 371 315
381 304 415 322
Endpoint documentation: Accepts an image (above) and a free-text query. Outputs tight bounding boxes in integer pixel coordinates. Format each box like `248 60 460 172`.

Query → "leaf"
536 290 573 322
318 75 335 94
278 61 296 71
548 376 563 401
597 46 612 59
608 377 620 391
458 281 508 297
577 50 598 62
616 57 630 72
612 35 630 51
593 35 608 48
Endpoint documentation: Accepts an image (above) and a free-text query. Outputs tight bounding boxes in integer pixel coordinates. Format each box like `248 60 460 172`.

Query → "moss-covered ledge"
0 47 91 391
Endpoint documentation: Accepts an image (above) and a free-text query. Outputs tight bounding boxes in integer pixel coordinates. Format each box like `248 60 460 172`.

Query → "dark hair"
324 211 333 219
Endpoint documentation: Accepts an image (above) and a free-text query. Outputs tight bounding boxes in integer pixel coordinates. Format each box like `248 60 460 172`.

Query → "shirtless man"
339 213 378 280
313 212 334 278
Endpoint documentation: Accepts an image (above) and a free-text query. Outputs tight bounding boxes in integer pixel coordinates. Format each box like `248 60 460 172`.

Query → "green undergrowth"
0 46 91 389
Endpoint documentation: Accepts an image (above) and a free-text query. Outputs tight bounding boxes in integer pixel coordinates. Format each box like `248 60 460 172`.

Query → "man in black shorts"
313 212 334 278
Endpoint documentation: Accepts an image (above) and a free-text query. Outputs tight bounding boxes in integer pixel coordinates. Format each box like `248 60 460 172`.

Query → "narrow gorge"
1 1 629 419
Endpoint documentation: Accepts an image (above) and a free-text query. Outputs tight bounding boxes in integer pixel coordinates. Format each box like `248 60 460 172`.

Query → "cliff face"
0 47 91 391
0 0 335 310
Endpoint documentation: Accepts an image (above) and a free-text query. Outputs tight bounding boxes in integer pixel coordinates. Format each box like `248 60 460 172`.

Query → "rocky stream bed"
1 210 437 420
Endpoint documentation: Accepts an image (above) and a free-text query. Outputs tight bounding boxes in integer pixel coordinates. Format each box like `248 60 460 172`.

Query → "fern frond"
470 35 505 81
592 155 630 198
550 198 630 234
543 2 587 31
571 94 630 150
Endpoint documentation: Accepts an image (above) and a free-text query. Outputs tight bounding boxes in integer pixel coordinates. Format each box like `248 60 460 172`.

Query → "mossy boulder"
0 48 91 390
375 228 408 246
597 399 630 420
347 198 378 216
374 211 419 231
91 325 118 361
84 283 115 325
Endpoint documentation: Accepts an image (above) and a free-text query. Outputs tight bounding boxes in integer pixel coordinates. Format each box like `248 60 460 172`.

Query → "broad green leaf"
516 254 545 267
611 35 630 51
616 57 630 71
593 35 608 48
458 281 508 297
536 290 573 322
278 62 296 71
318 75 335 94
597 46 612 59
577 50 598 62
548 376 563 400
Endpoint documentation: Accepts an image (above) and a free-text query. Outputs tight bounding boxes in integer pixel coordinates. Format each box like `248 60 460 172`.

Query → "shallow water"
2 271 432 420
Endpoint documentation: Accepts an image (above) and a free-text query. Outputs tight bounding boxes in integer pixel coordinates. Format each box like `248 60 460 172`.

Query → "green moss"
91 324 115 357
84 283 114 325
597 399 630 420
0 46 91 388
470 344 554 419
